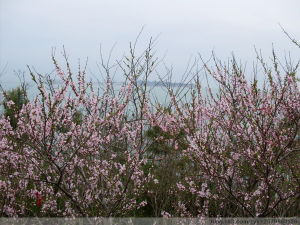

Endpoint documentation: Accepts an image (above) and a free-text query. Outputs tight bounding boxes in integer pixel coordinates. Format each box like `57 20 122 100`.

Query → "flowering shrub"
0 55 154 217
0 43 299 217
151 57 300 217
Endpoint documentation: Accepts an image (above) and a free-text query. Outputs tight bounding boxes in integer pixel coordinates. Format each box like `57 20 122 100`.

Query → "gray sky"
0 0 299 85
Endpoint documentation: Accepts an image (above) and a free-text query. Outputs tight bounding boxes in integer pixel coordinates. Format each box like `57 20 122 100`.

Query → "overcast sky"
0 0 299 85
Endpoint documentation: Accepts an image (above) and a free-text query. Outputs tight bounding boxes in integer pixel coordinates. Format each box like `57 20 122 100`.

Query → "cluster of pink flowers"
149 66 300 217
0 63 153 217
0 53 299 217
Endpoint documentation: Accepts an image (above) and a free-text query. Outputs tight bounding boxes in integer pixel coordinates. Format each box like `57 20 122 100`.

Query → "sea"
0 80 217 113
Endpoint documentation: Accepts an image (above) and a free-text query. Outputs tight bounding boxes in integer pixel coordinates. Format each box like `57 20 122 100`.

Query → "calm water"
0 81 217 113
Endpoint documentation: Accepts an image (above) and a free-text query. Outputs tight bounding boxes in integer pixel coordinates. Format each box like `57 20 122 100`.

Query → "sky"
0 0 299 85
